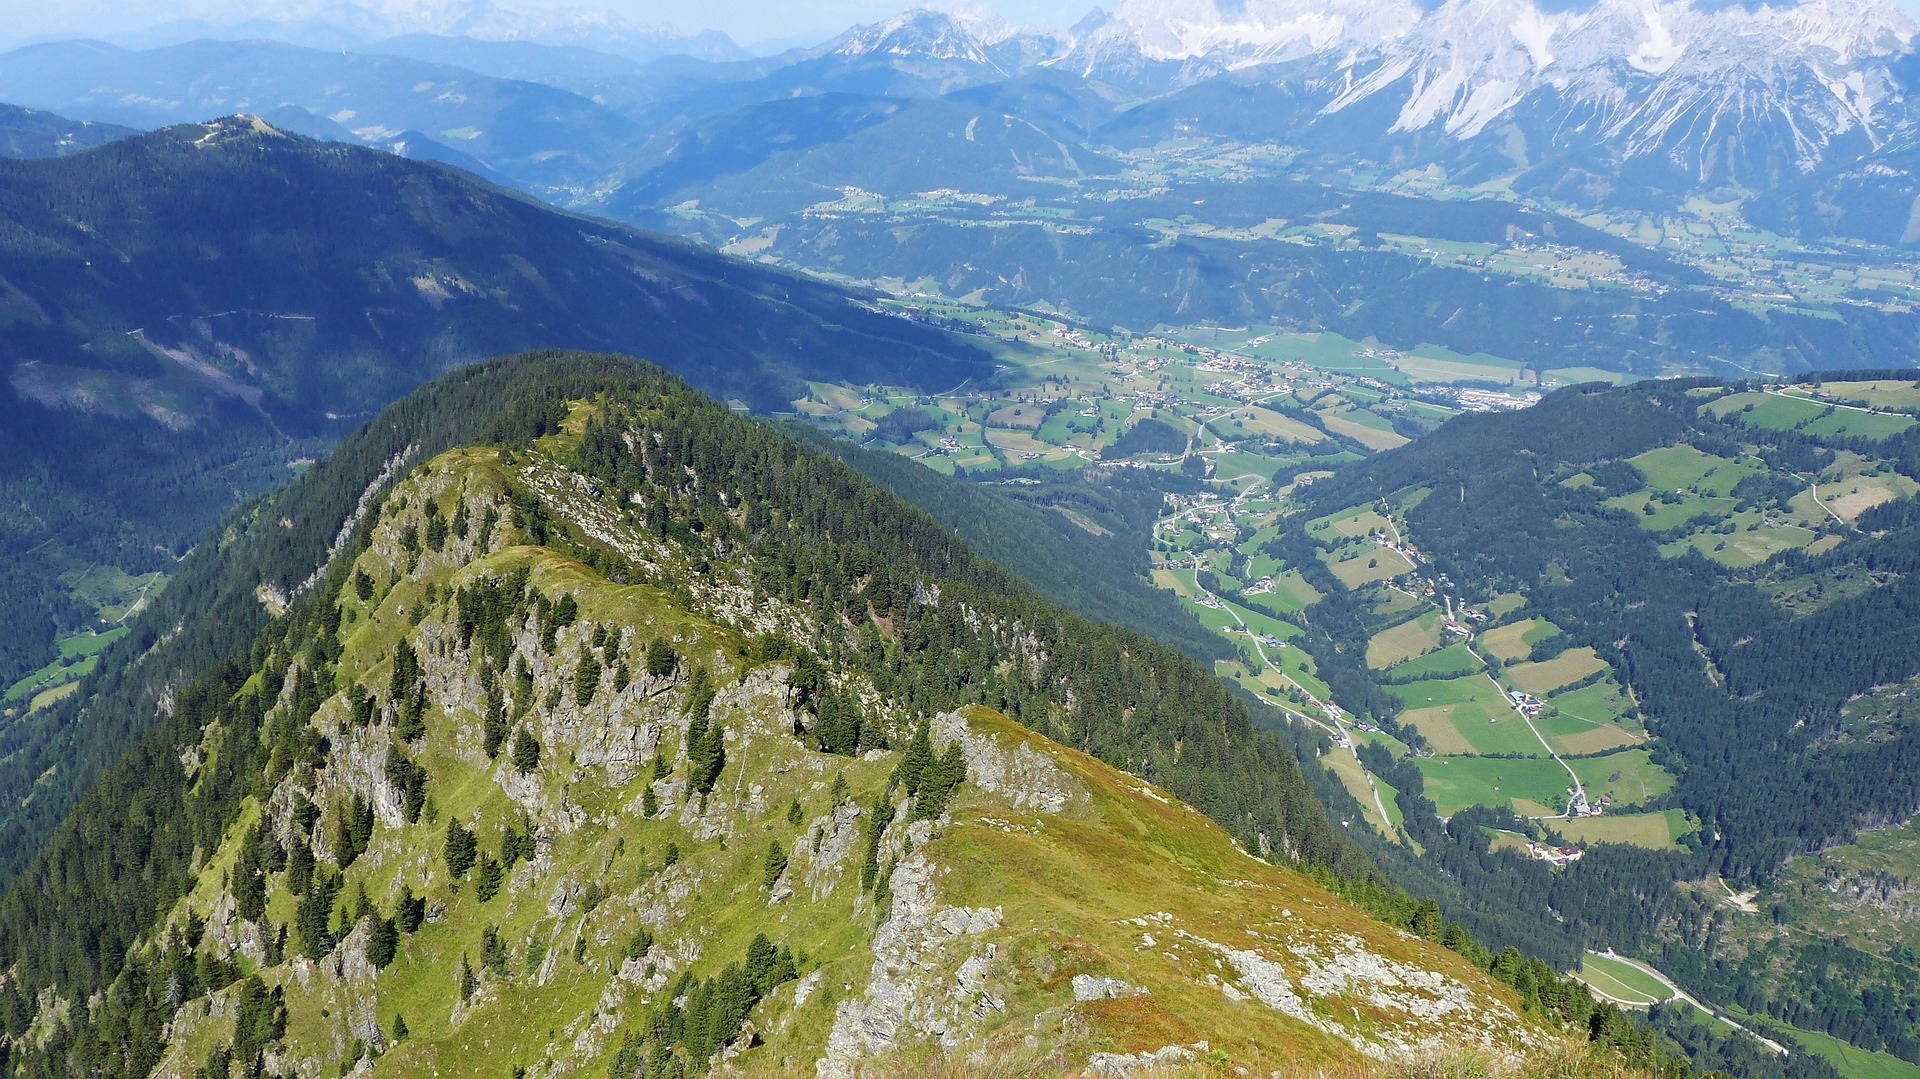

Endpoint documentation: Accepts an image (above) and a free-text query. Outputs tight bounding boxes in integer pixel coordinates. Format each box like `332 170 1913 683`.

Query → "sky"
7 0 1920 54
0 0 1098 53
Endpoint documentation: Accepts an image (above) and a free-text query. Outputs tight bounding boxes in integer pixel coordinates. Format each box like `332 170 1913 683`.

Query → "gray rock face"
803 801 863 901
1071 974 1147 1002
1164 922 1542 1060
930 711 1086 815
816 851 1003 1079
1085 1043 1204 1077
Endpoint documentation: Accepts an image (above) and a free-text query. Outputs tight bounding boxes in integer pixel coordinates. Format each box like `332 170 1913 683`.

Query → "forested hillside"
0 102 131 158
1275 373 1920 1061
0 115 990 715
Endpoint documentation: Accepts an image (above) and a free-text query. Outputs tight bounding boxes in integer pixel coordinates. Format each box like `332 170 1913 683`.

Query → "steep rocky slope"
0 355 1608 1079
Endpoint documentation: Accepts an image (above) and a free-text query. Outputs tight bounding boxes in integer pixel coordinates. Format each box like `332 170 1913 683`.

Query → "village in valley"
793 288 1920 883
792 301 1679 857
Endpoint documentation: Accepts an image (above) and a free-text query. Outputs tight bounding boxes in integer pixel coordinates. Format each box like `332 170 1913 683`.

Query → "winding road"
1167 542 1401 837
1580 951 1787 1056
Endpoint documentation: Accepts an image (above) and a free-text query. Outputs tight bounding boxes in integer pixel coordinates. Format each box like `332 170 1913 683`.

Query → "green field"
1547 681 1631 726
1816 380 1920 414
1385 642 1482 681
1567 750 1675 806
1553 810 1691 850
1322 543 1415 588
1577 952 1673 1006
1395 674 1558 756
1310 505 1391 538
1628 444 1753 493
1802 408 1916 441
1413 750 1673 821
1606 488 1734 531
1415 755 1572 816
1707 390 1918 441
1367 610 1443 669
1764 1021 1920 1079
62 565 166 621
1531 704 1641 755
1479 618 1558 662
4 627 130 706
1706 390 1826 429
1507 647 1608 695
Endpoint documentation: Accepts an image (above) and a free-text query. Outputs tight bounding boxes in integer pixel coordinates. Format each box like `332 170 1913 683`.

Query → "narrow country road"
1176 552 1401 836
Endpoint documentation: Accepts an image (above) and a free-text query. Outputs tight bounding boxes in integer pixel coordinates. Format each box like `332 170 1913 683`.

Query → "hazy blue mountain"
0 38 640 195
358 33 740 109
0 102 136 158
0 115 989 707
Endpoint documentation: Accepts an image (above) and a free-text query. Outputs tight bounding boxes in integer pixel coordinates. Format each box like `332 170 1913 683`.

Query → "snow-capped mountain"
807 8 1069 90
1060 0 1920 192
815 1 1917 201
1076 0 1909 136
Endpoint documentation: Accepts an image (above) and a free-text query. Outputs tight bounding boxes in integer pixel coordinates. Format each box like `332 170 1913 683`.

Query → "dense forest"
796 424 1227 661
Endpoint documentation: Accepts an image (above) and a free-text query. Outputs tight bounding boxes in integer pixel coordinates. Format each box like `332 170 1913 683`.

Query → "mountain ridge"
0 351 1665 1079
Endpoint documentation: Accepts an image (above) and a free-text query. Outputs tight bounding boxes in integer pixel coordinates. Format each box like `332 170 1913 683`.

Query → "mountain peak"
1058 0 1919 179
830 8 1002 67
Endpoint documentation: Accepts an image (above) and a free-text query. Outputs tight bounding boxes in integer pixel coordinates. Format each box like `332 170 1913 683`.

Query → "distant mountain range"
11 0 1920 230
5 0 746 62
802 0 1920 209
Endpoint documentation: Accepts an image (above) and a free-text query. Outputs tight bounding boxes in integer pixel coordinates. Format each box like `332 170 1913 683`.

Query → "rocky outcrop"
1085 1043 1206 1077
931 711 1086 815
1072 974 1147 1002
816 852 1004 1079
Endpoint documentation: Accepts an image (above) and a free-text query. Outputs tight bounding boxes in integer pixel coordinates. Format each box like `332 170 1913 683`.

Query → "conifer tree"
444 821 477 879
511 727 541 775
763 840 788 889
645 636 677 678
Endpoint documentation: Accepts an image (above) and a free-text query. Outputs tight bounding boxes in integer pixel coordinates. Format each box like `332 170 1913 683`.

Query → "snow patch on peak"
1626 3 1687 74
1080 0 1918 163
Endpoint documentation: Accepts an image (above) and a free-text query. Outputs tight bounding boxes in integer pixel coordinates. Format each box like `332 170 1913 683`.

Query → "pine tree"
1412 898 1443 941
234 824 267 922
483 688 509 759
685 710 726 796
763 840 788 889
475 855 504 902
911 742 967 821
368 917 399 969
481 925 511 977
894 721 934 795
456 954 476 1002
787 798 804 827
396 884 425 934
286 838 315 896
574 646 602 708
511 727 541 775
444 821 477 879
645 636 677 678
